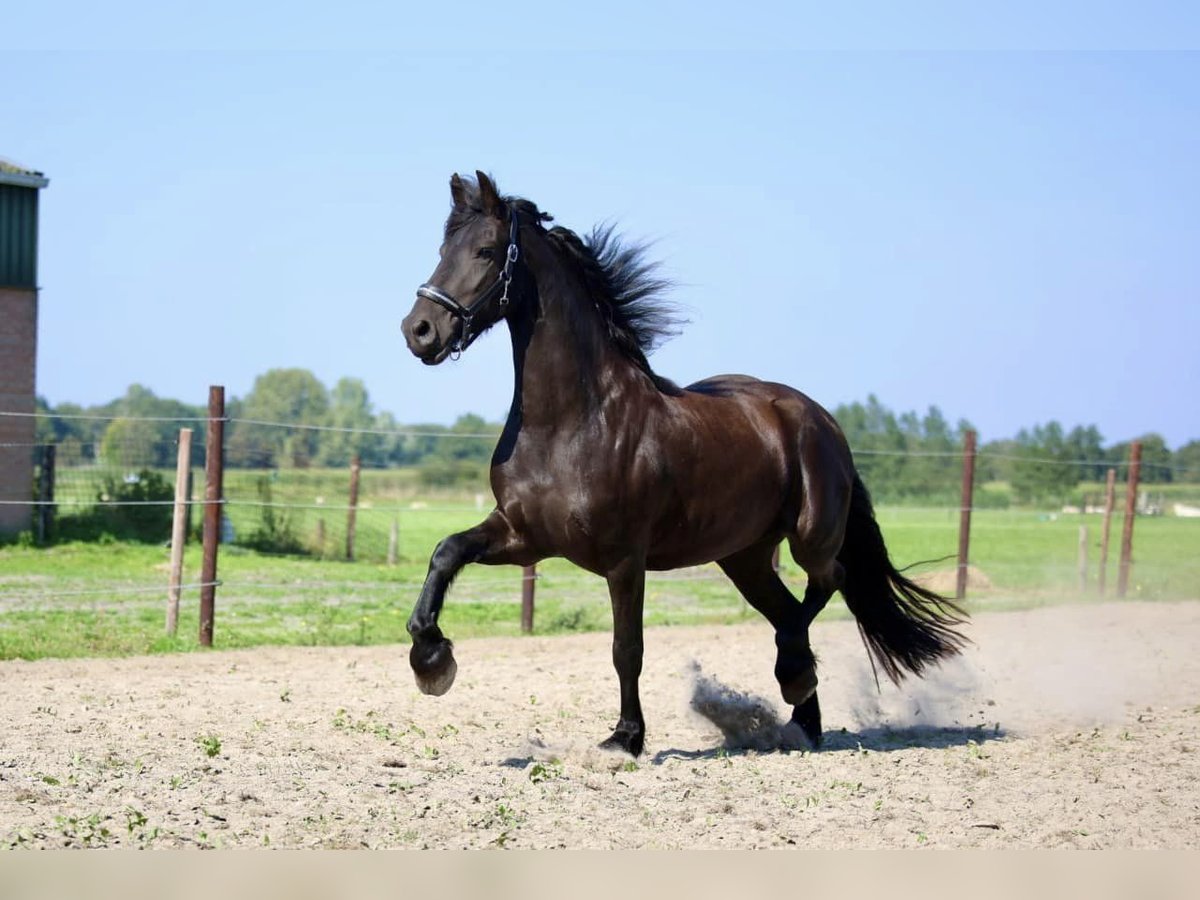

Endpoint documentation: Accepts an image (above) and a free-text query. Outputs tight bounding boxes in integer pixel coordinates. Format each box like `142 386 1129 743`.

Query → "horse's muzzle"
402 310 454 365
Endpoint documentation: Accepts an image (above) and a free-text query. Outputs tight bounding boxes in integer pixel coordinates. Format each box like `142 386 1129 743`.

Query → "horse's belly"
644 477 789 569
645 523 777 570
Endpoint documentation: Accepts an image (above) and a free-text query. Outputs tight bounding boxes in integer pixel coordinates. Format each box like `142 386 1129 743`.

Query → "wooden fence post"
1097 467 1116 595
1116 441 1142 598
35 444 55 545
199 386 225 647
521 565 536 634
346 455 361 561
956 429 977 601
166 427 193 636
387 517 399 566
1078 525 1088 593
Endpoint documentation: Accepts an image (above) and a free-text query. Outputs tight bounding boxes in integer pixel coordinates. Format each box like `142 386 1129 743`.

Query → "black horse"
401 172 966 756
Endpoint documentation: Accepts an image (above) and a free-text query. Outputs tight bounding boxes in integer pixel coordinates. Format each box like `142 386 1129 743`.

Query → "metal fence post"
346 454 361 561
35 444 55 545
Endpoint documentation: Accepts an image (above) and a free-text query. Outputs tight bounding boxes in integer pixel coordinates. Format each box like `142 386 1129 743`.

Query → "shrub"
55 469 173 543
239 476 307 555
417 459 487 489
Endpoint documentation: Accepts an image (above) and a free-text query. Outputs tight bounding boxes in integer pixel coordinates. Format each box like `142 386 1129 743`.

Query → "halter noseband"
416 209 521 355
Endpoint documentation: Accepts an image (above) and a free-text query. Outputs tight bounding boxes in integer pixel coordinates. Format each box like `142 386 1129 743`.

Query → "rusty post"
346 454 361 561
956 429 977 601
1116 441 1142 598
167 427 193 636
199 386 225 647
521 565 536 634
1098 467 1117 595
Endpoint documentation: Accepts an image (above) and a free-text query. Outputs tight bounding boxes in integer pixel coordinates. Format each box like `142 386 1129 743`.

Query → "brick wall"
0 286 37 534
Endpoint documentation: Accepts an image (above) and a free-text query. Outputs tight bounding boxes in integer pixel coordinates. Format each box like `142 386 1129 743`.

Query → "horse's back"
629 372 855 567
683 371 856 530
682 374 849 452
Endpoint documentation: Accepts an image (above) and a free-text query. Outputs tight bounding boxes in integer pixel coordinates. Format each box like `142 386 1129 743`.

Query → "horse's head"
402 171 521 364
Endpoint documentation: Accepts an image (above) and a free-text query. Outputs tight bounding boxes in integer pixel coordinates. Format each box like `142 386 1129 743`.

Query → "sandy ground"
2 600 1198 849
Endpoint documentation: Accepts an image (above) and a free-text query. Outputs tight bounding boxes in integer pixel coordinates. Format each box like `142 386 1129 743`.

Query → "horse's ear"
476 170 502 216
449 174 469 209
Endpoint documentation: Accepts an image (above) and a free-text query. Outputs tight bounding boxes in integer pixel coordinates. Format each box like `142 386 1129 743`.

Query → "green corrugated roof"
0 157 49 188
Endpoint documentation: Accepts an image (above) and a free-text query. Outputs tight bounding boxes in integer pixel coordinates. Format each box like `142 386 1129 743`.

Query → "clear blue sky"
3 4 1198 447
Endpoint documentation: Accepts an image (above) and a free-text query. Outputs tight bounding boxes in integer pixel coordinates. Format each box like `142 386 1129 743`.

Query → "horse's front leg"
599 555 647 756
407 509 528 696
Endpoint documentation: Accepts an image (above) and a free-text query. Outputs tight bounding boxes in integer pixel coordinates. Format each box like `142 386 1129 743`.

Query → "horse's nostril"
414 320 432 341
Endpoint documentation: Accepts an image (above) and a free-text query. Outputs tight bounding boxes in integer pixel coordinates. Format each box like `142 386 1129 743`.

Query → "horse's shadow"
497 723 1006 770
650 722 1007 764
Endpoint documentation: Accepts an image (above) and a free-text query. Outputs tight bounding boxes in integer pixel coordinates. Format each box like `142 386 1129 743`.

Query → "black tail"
837 474 968 683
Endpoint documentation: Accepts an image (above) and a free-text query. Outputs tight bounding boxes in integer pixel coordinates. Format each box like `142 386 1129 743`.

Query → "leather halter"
416 209 521 355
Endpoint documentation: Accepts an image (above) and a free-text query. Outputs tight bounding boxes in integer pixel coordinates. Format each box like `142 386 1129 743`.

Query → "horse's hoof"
791 694 822 749
780 720 816 751
599 728 644 758
410 638 457 697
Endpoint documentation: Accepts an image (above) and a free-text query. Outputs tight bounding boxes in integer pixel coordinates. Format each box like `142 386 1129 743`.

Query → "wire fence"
2 407 1199 655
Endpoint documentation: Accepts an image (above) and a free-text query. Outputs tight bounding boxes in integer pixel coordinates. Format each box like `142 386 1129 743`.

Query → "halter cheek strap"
416 209 521 354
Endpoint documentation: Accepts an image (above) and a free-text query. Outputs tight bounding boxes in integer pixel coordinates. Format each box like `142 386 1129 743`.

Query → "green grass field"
2 488 1197 660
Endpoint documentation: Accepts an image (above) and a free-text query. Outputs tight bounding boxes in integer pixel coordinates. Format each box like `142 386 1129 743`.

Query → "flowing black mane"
447 176 682 383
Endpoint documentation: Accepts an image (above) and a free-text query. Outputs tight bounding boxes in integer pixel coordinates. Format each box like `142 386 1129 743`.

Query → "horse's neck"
505 238 643 433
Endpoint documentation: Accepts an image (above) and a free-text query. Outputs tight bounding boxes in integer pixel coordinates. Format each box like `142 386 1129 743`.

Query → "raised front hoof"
410 638 458 697
599 727 644 758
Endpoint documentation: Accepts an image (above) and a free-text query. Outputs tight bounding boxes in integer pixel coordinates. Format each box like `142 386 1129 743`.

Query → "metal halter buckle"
498 238 520 307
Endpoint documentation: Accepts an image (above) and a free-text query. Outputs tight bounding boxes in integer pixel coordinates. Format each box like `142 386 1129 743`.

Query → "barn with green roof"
0 156 50 535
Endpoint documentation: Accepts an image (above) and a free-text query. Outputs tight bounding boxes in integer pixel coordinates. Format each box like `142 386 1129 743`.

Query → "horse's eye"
476 247 495 261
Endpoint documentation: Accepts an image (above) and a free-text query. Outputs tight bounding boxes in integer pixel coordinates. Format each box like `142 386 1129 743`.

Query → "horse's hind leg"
786 563 843 747
781 550 847 747
718 540 827 747
774 443 851 743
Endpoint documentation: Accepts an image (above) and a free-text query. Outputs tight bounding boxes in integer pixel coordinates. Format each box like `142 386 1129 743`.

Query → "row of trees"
832 395 1191 503
33 372 1199 504
34 371 501 473
222 368 501 469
